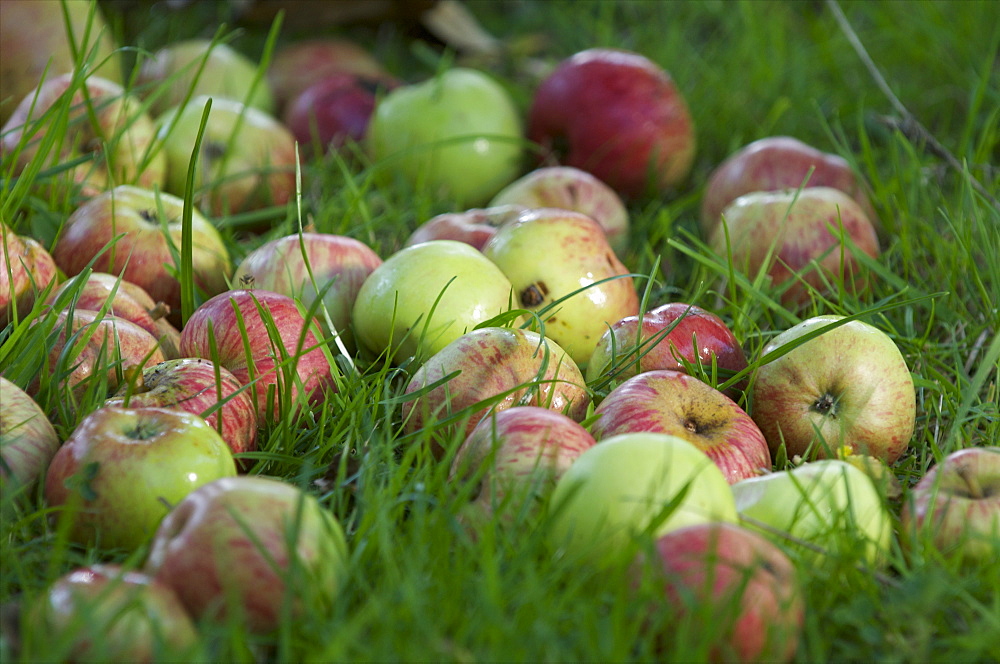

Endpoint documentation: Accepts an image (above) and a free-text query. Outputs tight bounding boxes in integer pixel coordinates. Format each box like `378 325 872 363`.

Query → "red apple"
590 370 771 484
1 223 58 328
403 205 521 251
51 186 232 323
144 476 350 634
901 446 1000 565
233 232 382 350
453 406 596 514
710 187 880 306
701 135 877 236
638 522 804 663
401 327 590 453
179 289 335 422
22 564 199 662
0 376 60 490
528 48 695 198
283 72 399 157
586 302 748 391
44 406 236 550
106 358 258 465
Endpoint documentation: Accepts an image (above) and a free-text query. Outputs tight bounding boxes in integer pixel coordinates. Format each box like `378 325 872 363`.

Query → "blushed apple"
590 370 771 484
0 377 60 490
144 476 350 634
528 48 695 198
44 406 237 551
1 223 58 328
403 205 521 251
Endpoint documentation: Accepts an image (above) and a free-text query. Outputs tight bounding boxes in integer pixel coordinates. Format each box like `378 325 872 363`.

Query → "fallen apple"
403 205 521 251
0 376 61 491
1 223 58 328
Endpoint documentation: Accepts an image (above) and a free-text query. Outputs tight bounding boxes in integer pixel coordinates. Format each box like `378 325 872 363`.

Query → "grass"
2 0 999 661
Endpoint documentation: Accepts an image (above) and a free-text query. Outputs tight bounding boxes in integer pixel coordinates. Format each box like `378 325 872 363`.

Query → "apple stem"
956 465 984 499
147 302 171 321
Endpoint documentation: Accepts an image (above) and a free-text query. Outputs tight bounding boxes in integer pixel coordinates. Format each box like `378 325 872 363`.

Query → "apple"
710 187 880 306
268 37 390 114
0 0 122 126
32 308 165 399
401 327 590 450
283 72 399 157
548 432 738 560
403 205 522 251
233 232 382 351
1 74 164 197
155 95 296 217
180 289 334 422
0 377 60 490
527 48 695 198
638 523 804 663
21 564 198 663
51 185 231 321
901 446 1000 565
144 476 350 634
586 302 748 390
453 406 596 514
367 67 524 206
44 406 236 551
351 240 518 363
45 272 181 358
1 223 58 328
731 459 892 565
590 370 771 484
137 38 274 116
106 358 258 465
701 136 877 236
481 208 639 369
751 315 916 464
489 166 630 253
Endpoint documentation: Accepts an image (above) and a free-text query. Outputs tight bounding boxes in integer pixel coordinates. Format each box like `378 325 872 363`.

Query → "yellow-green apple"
401 327 590 452
1 74 165 197
155 95 296 216
489 166 630 254
136 38 274 116
0 0 122 125
1 223 58 328
233 232 382 350
106 358 258 466
283 72 399 157
179 289 334 421
701 136 877 236
528 48 695 198
586 302 748 391
452 405 597 515
751 315 916 464
710 187 879 306
403 205 522 251
0 377 60 490
45 272 181 358
44 406 236 551
352 240 517 363
638 523 804 663
590 370 771 484
548 432 738 560
901 446 1000 565
51 185 231 322
144 476 350 634
32 308 165 398
731 459 892 565
367 67 523 206
268 37 390 114
481 208 638 369
21 564 198 663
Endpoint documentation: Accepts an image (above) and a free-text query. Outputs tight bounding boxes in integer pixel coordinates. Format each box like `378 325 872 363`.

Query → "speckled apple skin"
0 377 60 489
591 370 770 484
0 225 57 328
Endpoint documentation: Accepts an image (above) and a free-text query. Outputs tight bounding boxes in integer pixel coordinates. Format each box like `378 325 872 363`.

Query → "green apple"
481 208 638 368
44 406 237 551
548 432 738 560
731 459 892 565
352 240 517 363
367 67 524 206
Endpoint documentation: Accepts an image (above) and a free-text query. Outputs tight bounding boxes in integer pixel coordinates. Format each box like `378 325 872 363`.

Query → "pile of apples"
1 1 998 661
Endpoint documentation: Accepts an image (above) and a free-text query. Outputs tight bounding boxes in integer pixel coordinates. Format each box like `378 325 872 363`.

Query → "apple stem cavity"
956 465 985 499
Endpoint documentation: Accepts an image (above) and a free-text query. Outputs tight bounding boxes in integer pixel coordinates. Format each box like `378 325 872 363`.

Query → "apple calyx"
811 391 841 417
126 421 162 441
139 208 158 224
521 282 549 307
